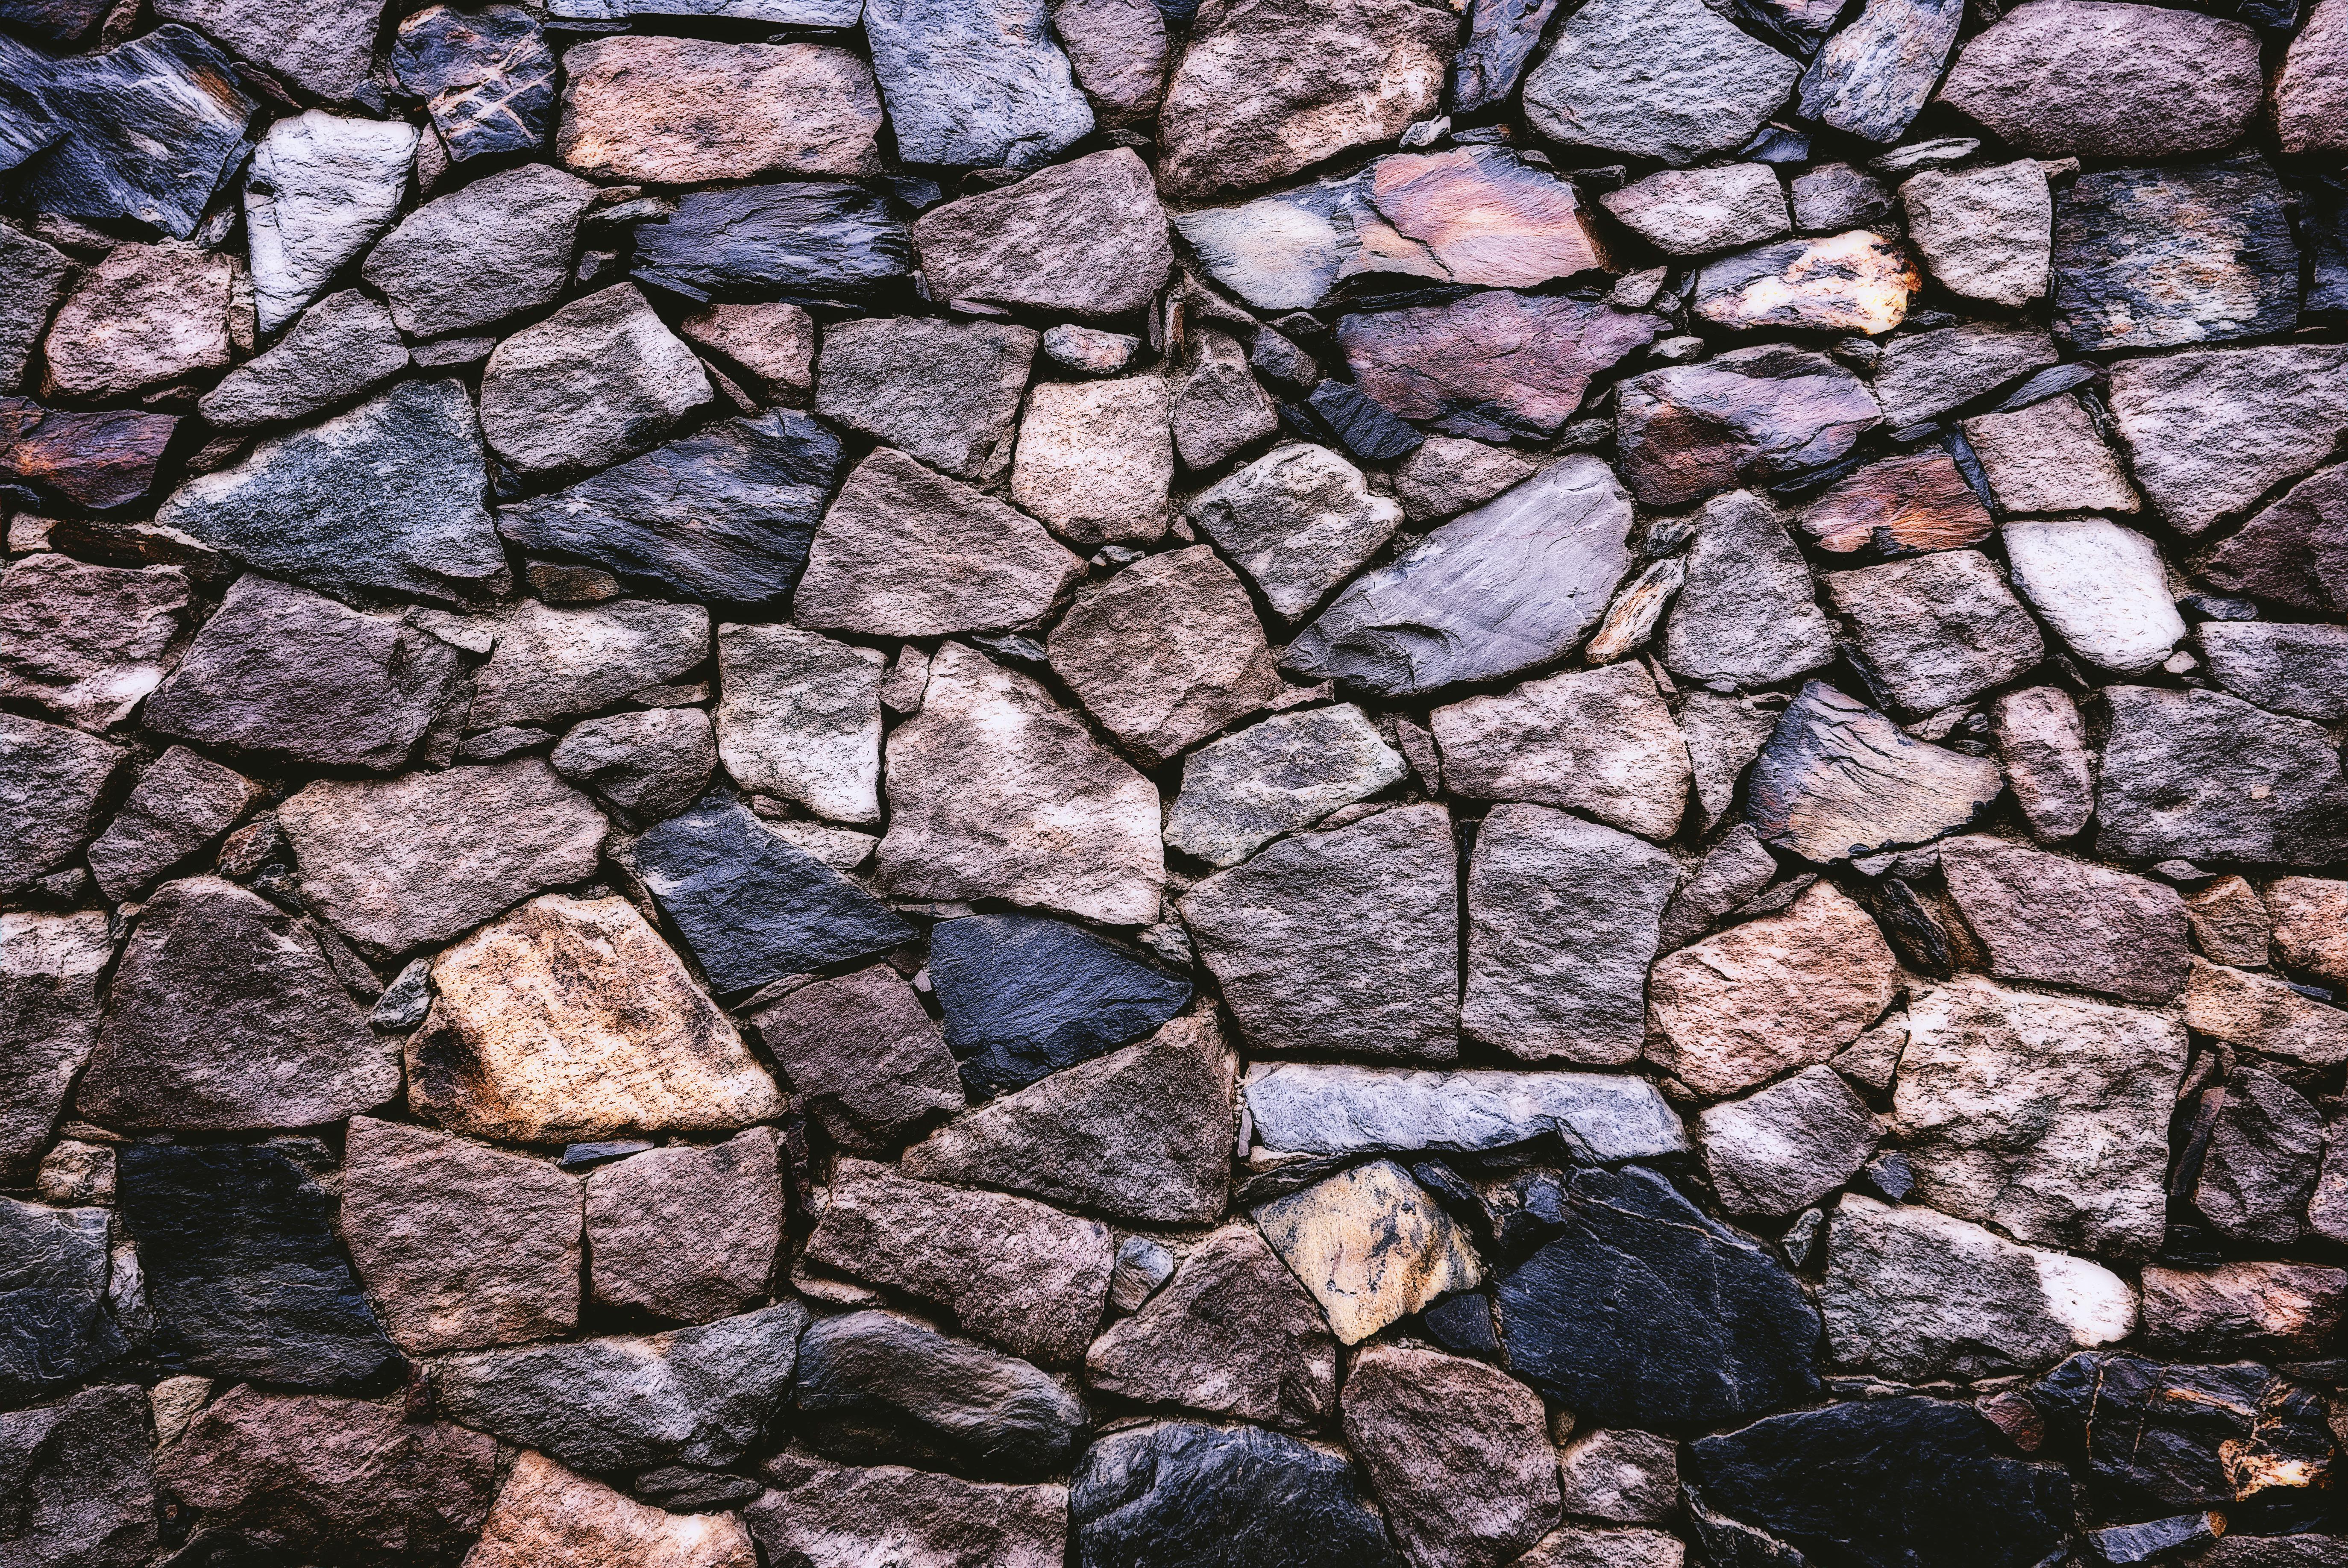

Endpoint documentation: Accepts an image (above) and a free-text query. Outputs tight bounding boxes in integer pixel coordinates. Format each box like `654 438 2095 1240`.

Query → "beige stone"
1252 1159 1480 1345
1010 377 1175 546
2181 958 2348 1068
558 36 882 182
42 244 234 399
1960 395 2138 515
2269 876 2348 989
465 1451 756 1568
1431 662 1691 841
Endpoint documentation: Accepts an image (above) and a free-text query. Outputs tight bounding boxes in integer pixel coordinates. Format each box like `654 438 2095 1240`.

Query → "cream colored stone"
1011 376 1175 546
1251 1158 1480 1345
465 1451 756 1568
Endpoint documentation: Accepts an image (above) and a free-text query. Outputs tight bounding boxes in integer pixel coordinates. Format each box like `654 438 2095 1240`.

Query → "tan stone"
2141 1262 2348 1360
1960 394 2138 516
1513 1524 1686 1568
1252 1158 1480 1345
2269 876 2348 989
678 302 815 405
2181 958 2348 1068
42 244 234 399
464 1451 757 1568
2185 875 2270 966
1430 662 1691 841
1010 377 1174 546
557 36 882 182
1646 883 1898 1098
409 894 783 1144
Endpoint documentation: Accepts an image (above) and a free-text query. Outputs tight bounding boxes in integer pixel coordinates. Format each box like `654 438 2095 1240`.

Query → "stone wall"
3 0 2347 1562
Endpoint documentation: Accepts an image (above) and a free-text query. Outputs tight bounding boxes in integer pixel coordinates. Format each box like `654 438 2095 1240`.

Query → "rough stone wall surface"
3 0 2347 1563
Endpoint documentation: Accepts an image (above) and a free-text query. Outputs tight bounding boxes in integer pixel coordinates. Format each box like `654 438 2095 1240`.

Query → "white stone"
715 624 883 825
247 111 420 335
2003 518 2186 675
1242 1062 1688 1162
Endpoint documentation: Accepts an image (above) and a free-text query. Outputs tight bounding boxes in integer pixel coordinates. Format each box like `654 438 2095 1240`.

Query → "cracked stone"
390 4 557 163
1747 681 2004 862
1795 0 1963 144
1698 1065 1880 1218
1869 320 2059 428
1184 443 1403 624
1617 344 1881 508
630 181 914 302
1691 230 1917 337
1522 0 1799 162
2200 622 2348 725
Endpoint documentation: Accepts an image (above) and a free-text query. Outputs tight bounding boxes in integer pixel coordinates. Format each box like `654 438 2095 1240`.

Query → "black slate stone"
793 1310 1087 1483
1794 0 1963 144
631 183 914 305
1492 1164 1821 1427
0 26 256 241
497 412 845 611
1071 1421 1407 1568
388 4 555 162
116 1142 404 1392
1307 380 1426 464
0 1198 127 1405
1684 1399 2075 1568
633 796 918 995
1423 1292 1500 1359
1450 0 1564 114
2053 159 2299 354
0 0 106 38
927 913 1192 1098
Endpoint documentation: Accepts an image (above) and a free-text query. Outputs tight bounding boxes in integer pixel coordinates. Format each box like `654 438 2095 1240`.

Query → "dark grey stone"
389 4 557 163
1659 489 1836 690
2053 159 2299 355
197 291 408 432
929 912 1191 1098
1071 1421 1406 1568
0 711 123 895
2098 686 2348 867
630 182 913 303
1451 0 1564 113
0 1384 157 1568
0 224 70 392
863 0 1092 170
0 1198 125 1404
1305 381 1423 463
361 164 598 340
1794 0 1962 144
2031 1352 2330 1521
795 1310 1086 1481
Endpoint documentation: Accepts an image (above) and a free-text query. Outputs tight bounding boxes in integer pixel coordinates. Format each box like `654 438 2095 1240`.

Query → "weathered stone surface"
2139 1262 2348 1360
1185 443 1403 623
551 707 717 822
1893 975 2187 1258
1012 376 1174 546
1960 393 2137 516
2184 878 2269 968
1086 1224 1337 1430
279 761 604 958
1938 0 2262 159
362 164 597 341
0 398 179 512
1287 457 1635 698
804 1159 1112 1363
1451 0 1562 112
153 0 378 99
1164 704 1406 868
1901 160 2050 308
41 242 231 399
1658 824 1778 952
927 912 1190 1098
1648 882 1896 1098
408 893 784 1142
1679 690 1782 831
467 1450 757 1568
391 4 556 163
1242 1062 1685 1160
2278 0 2348 155
1939 835 2189 1004
470 599 708 732
1523 0 1798 161
715 623 881 825
1796 0 1962 143
1748 681 2004 862
680 302 813 406
1053 0 1168 122
587 1130 781 1322
2098 686 2348 867
750 1451 1067 1568
0 911 109 1183
0 1197 124 1403
1049 550 1281 766
752 966 962 1149
1071 1422 1405 1568
631 181 914 302
243 111 417 336
437 1305 806 1473
1616 344 1880 508
1462 805 1677 1063
2189 1069 2323 1245
1355 146 1613 292
876 642 1162 926
1554 1430 1678 1526
1254 1159 1480 1344
1685 1399 2074 1568
2052 159 2298 354
1171 329 1276 470
1603 163 1787 257
1655 491 1831 689
913 149 1173 317
479 285 712 480
76 877 394 1130
904 1014 1234 1224
1870 321 2060 428
2108 347 2348 538
0 1384 156 1568
1826 549 2042 715
1158 0 1454 198
2200 622 2348 725
2272 878 2348 989
2182 959 2348 1069
796 450 1082 637
794 1309 1084 1480
0 226 70 390
154 379 508 605
146 575 462 774
1182 804 1456 1060
1343 1342 1561 1568
1692 229 1916 336
1697 1066 1878 1218
558 36 881 182
816 317 1036 484
1393 437 1537 523
1821 1193 2132 1380
1515 1525 1686 1568
1339 294 1661 441
200 290 407 431
864 0 1091 169
1495 1165 1819 1426
0 711 121 894
118 1141 402 1389
0 555 190 734
342 1116 581 1355
1992 686 2093 843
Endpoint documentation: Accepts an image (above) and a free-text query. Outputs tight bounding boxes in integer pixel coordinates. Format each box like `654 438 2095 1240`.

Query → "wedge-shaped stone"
2183 959 2348 1069
1343 1341 1562 1568
361 164 596 340
1164 704 1406 869
0 554 191 734
927 913 1191 1097
1242 1063 1686 1160
1338 294 1661 441
1073 1422 1404 1568
557 35 882 181
246 112 418 335
1870 320 2059 428
1254 1159 1480 1345
1185 443 1403 624
1824 549 2042 716
408 894 783 1143
751 966 964 1149
1747 681 2003 861
2107 346 2348 537
0 711 121 893
467 1451 757 1568
199 289 408 430
478 284 711 481
1938 835 2189 1004
749 1451 1066 1568
1661 489 1837 689
1697 1065 1877 1218
1796 0 1963 144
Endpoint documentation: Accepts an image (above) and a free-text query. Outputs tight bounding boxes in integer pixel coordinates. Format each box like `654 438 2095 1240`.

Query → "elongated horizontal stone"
1243 1063 1687 1161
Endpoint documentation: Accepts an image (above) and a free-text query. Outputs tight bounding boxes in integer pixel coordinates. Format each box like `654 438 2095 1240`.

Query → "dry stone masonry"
2 0 2347 1561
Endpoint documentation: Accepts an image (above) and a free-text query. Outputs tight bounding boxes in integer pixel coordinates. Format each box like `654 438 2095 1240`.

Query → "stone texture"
631 181 914 302
1086 1224 1337 1430
1937 0 2262 159
146 574 462 774
749 1451 1067 1568
1494 1165 1821 1426
927 912 1191 1098
2190 1069 2323 1245
715 623 883 825
864 0 1091 169
1691 229 1917 336
1960 393 2137 516
1617 345 1881 509
41 242 231 399
1938 835 2189 1004
2097 686 2348 868
466 1451 757 1568
1172 329 1277 470
199 289 408 430
1901 160 2051 307
1555 1430 1679 1526
0 1385 155 1568
1601 163 1787 257
2108 346 2348 538
817 317 1036 483
151 0 379 98
1253 1159 1480 1344
558 36 882 182
1747 681 2004 861
2271 877 2348 989
1697 1065 1879 1218
803 1159 1112 1363
407 893 784 1142
1012 376 1174 546
1893 975 2188 1258
679 301 814 405
0 398 179 513
1825 549 2042 715
0 555 191 734
587 1130 781 1321
1071 1422 1405 1568
1393 437 1537 523
1158 0 1455 198
0 226 70 391
2200 622 2348 725
0 1197 124 1404
876 641 1162 926
1795 0 1963 143
1514 1526 1686 1568
903 1013 1234 1224
361 163 598 340
0 711 122 894
1462 804 1677 1063
1164 703 1407 868
1338 294 1662 441
1869 321 2060 428
1241 1062 1686 1161
1181 803 1457 1061
1185 443 1403 624
2184 878 2269 968
342 1116 581 1354
1287 456 1635 698
2278 0 2348 155
479 285 712 480
551 707 718 822
0 911 109 1184
1523 0 1799 162
390 4 557 164
2182 959 2348 1069
1658 824 1779 952
795 449 1083 637
1341 1342 1561 1568
1993 686 2093 843
76 876 395 1131
752 966 963 1150
913 148 1173 317
244 111 418 336
2139 1262 2348 1360
2052 159 2298 355
792 1309 1085 1480
470 599 708 732
1053 0 1168 122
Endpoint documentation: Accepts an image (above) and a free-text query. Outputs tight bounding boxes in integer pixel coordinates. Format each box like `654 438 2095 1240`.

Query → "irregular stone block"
0 554 191 733
1938 834 2188 1004
1698 1066 1879 1218
1602 163 1788 257
926 913 1191 1098
2278 0 2348 155
1163 704 1406 869
1522 0 1799 162
2183 959 2348 1070
1825 549 2043 715
863 0 1092 169
1958 393 2137 516
631 180 913 302
0 710 122 893
1901 159 2050 307
587 1129 782 1322
1072 1422 1404 1568
467 1451 757 1568
0 1197 125 1404
815 317 1036 483
1796 0 1962 143
362 163 597 340
1338 293 1661 441
1342 1342 1562 1568
1171 328 1277 470
1660 488 1837 688
913 148 1173 317
0 211 70 390
2107 346 2348 537
2139 1262 2348 1361
749 1451 1067 1568
715 623 883 825
478 284 711 480
2200 622 2348 725
470 599 709 733
1053 0 1168 122
751 965 963 1149
153 0 379 99
558 35 881 181
2097 686 2348 867
1992 686 2093 842
551 707 718 822
2052 158 2298 354
245 111 418 335
0 1384 157 1568
1011 376 1174 545
1616 344 1880 508
794 1308 1084 1480
1242 1062 1685 1160
1185 443 1403 624
0 911 109 1183
41 242 231 399
1692 229 1916 336
1254 1159 1480 1345
199 290 408 430
2190 1069 2323 1245
0 398 179 512
679 301 814 405
390 4 557 163
2271 877 2348 989
1747 681 2003 861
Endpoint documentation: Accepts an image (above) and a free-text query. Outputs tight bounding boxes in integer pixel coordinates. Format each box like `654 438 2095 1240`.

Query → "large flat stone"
468 1452 755 1568
558 35 881 181
41 243 227 400
1615 344 1880 508
2052 158 2298 354
1522 0 1799 162
631 181 913 302
1747 681 2004 862
1185 443 1403 624
864 0 1091 169
0 911 109 1184
2096 686 2348 867
814 317 1036 483
2106 345 2348 537
1938 834 2189 1004
0 554 191 733
1011 376 1175 546
153 0 379 99
0 1385 156 1568
1243 1062 1687 1161
1338 294 1661 441
925 913 1191 1098
1071 1422 1405 1568
913 148 1172 317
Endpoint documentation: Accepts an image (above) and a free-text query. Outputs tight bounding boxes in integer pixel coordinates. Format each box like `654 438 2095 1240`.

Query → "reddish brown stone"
1795 449 1991 556
2141 1262 2348 1360
1358 146 1610 289
1338 293 1660 441
0 400 178 511
1937 835 2190 1004
1616 344 1881 509
1052 0 1169 121
2203 464 2348 615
